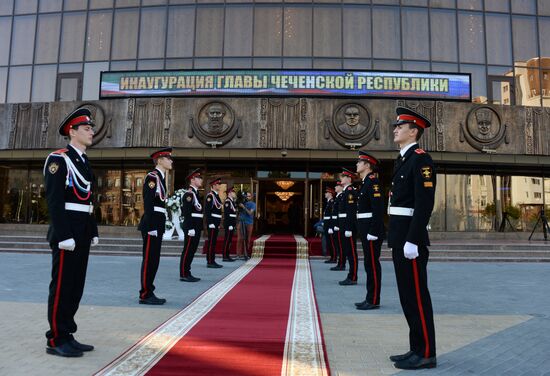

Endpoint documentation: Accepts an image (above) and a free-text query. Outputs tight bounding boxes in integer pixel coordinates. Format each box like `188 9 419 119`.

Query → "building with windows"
0 0 549 235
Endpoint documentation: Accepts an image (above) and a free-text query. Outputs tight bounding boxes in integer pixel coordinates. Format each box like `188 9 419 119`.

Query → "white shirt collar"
400 142 417 157
155 168 165 180
69 144 85 158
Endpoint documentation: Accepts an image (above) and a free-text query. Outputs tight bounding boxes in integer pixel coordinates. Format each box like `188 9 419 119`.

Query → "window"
56 72 82 101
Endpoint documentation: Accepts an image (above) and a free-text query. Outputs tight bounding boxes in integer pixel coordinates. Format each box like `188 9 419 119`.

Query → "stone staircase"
0 224 548 262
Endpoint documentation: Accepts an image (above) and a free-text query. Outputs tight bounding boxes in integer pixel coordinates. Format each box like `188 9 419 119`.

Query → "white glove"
228 226 234 231
334 226 340 231
58 238 76 251
367 234 378 241
404 241 419 259
147 230 158 237
328 228 333 234
91 236 99 246
344 231 352 238
188 229 196 237
208 223 215 229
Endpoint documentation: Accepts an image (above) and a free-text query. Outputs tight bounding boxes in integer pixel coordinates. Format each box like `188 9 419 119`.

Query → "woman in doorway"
236 191 255 260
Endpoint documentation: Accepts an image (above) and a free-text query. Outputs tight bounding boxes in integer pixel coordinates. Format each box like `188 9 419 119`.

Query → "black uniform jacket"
223 197 237 229
357 173 385 239
44 145 98 244
205 191 223 227
338 185 358 233
387 144 436 248
323 199 334 232
181 186 203 231
138 168 167 235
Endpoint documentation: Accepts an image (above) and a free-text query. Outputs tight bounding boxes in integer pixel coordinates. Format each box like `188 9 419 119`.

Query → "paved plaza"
1 251 549 375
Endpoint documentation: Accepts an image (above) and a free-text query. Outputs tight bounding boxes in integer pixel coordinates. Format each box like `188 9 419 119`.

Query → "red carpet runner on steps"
96 234 330 376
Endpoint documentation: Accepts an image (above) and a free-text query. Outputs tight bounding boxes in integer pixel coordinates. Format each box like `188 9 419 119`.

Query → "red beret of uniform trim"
150 147 172 159
341 168 356 179
59 107 95 136
186 168 202 181
209 178 222 186
325 187 335 194
357 151 379 165
392 107 432 129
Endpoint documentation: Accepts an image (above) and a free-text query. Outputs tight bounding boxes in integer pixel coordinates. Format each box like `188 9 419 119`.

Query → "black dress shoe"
46 343 83 357
354 299 367 307
339 278 357 286
180 275 201 282
330 266 345 271
207 262 223 268
222 258 235 262
389 350 414 362
139 295 166 305
394 354 436 370
69 339 94 352
356 302 380 310
324 259 337 264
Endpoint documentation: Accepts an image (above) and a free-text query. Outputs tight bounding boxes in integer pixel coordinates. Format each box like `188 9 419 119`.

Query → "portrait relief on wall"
325 103 379 148
460 106 508 151
189 101 240 146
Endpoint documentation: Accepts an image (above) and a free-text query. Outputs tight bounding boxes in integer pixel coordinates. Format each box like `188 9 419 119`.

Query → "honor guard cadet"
43 107 98 357
330 180 346 271
337 168 359 286
222 187 237 262
355 151 385 310
180 168 204 282
137 148 172 305
323 187 337 263
205 178 223 268
388 107 437 369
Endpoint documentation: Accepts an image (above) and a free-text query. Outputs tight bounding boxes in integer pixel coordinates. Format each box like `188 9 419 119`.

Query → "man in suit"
355 151 385 310
205 178 223 268
222 187 237 262
180 168 204 282
323 187 337 264
387 107 437 370
337 168 359 286
43 107 98 357
137 148 172 305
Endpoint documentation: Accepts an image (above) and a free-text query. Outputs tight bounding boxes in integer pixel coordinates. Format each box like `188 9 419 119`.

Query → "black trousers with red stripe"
392 245 436 358
139 233 162 299
206 227 219 264
222 228 234 259
180 229 201 277
46 241 91 347
335 230 346 267
341 233 358 281
324 229 336 261
360 237 383 305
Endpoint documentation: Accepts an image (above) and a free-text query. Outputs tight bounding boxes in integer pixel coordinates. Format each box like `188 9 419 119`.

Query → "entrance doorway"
256 180 305 235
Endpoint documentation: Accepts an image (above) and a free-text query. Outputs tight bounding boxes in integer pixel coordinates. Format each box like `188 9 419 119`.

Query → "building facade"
0 0 549 235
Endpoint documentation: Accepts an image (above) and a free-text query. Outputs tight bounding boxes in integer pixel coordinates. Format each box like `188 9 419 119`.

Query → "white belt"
323 216 330 220
154 206 166 214
357 212 373 219
388 207 414 216
65 203 93 214
229 214 237 218
211 213 222 218
331 216 338 219
191 213 204 218
338 213 347 218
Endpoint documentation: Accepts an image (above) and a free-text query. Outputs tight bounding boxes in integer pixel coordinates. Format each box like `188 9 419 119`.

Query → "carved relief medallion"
189 101 239 146
326 103 378 148
460 106 508 151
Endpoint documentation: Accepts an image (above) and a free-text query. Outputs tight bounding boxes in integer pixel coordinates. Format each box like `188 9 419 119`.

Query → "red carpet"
97 235 329 376
149 235 297 375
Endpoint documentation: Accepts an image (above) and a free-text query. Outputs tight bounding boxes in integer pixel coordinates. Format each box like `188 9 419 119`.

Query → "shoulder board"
415 148 426 154
346 186 353 191
146 171 158 178
368 174 376 180
48 148 68 157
